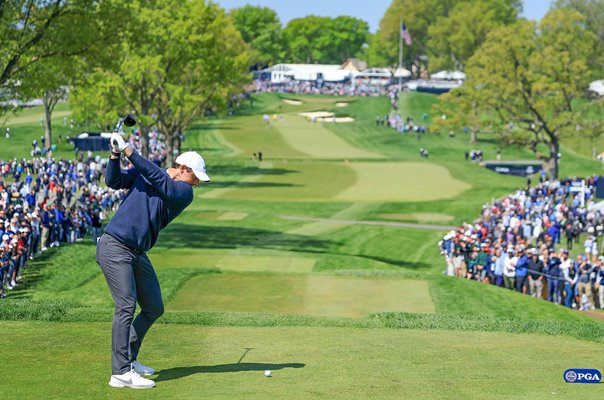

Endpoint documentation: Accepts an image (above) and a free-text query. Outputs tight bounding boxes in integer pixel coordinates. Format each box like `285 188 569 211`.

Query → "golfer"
97 133 210 389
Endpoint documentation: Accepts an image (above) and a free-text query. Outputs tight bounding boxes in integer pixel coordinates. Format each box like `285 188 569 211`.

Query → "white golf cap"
175 151 210 182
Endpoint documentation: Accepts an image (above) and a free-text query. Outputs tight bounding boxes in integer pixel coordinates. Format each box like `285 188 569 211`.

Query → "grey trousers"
96 234 164 375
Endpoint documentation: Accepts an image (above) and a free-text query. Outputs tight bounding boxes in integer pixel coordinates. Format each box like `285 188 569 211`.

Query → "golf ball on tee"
265 370 271 377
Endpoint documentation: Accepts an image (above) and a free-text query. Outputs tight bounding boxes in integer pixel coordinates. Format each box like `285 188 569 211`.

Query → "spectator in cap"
576 254 595 310
560 250 576 308
515 246 529 293
546 250 562 304
503 247 516 290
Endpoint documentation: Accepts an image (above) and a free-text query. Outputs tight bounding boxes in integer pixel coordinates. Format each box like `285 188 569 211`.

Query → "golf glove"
110 133 128 152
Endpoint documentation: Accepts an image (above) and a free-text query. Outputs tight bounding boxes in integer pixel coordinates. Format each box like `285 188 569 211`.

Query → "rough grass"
1 299 602 343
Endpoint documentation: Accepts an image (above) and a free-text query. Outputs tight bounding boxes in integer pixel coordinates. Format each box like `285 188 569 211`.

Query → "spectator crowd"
252 80 401 98
0 154 127 298
440 176 604 311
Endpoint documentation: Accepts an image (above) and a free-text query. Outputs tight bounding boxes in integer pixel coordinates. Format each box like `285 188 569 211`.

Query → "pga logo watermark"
563 369 601 384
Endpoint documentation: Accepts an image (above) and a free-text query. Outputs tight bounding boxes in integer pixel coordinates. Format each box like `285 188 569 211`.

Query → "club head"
123 114 136 127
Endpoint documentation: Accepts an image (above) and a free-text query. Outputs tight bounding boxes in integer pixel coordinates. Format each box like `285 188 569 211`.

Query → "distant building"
254 59 411 87
260 63 354 83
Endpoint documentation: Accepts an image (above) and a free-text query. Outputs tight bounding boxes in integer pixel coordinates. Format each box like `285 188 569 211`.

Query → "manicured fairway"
169 274 435 316
3 321 603 400
220 115 308 158
379 213 455 223
206 161 470 202
276 115 383 159
204 161 356 201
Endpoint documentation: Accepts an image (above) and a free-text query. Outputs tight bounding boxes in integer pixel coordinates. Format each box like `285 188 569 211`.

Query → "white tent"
265 63 353 83
588 80 604 96
430 70 466 80
356 68 392 79
393 67 411 78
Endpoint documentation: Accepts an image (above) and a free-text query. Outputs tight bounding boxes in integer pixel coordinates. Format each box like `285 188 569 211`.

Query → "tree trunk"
138 124 149 158
44 102 53 150
470 126 478 144
42 88 64 151
165 129 181 166
546 142 559 180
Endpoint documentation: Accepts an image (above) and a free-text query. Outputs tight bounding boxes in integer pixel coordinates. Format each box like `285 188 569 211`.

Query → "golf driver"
112 114 136 152
114 113 136 133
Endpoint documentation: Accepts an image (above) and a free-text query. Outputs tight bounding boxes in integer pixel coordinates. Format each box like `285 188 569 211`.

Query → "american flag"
400 23 412 46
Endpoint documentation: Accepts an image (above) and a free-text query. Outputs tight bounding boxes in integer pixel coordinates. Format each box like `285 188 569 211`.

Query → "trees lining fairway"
71 0 250 160
436 9 603 178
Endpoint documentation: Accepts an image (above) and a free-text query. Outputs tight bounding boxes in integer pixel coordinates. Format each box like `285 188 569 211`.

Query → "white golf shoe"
108 369 155 389
132 360 155 376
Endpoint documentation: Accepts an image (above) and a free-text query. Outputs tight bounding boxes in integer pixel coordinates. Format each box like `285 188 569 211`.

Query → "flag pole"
399 17 403 91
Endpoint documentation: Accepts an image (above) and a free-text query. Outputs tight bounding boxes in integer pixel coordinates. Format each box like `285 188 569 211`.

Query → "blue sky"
215 0 553 32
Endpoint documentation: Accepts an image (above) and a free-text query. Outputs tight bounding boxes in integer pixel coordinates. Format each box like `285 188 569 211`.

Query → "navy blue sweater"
104 152 193 252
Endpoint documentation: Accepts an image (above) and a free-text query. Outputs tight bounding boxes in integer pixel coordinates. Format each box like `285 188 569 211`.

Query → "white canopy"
430 70 466 80
588 80 604 96
393 67 411 78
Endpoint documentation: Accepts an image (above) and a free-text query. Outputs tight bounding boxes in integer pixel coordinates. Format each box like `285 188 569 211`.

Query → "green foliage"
443 9 603 178
70 0 251 162
554 0 604 71
368 0 519 70
427 0 520 71
282 16 370 64
230 5 285 67
0 0 127 119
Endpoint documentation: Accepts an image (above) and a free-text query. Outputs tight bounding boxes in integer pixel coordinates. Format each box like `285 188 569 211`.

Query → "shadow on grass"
160 224 335 252
208 181 300 189
160 225 431 270
210 165 297 176
155 362 305 382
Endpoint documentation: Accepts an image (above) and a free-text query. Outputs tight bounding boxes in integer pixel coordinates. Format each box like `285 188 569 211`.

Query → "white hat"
174 151 210 182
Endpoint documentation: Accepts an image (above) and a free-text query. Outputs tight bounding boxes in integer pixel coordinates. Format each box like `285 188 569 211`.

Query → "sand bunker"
298 111 353 123
335 102 349 107
315 117 355 123
298 111 334 118
283 99 303 105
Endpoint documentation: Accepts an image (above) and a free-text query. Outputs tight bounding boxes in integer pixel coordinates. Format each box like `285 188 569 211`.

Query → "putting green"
334 161 471 202
209 161 470 202
168 274 435 317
